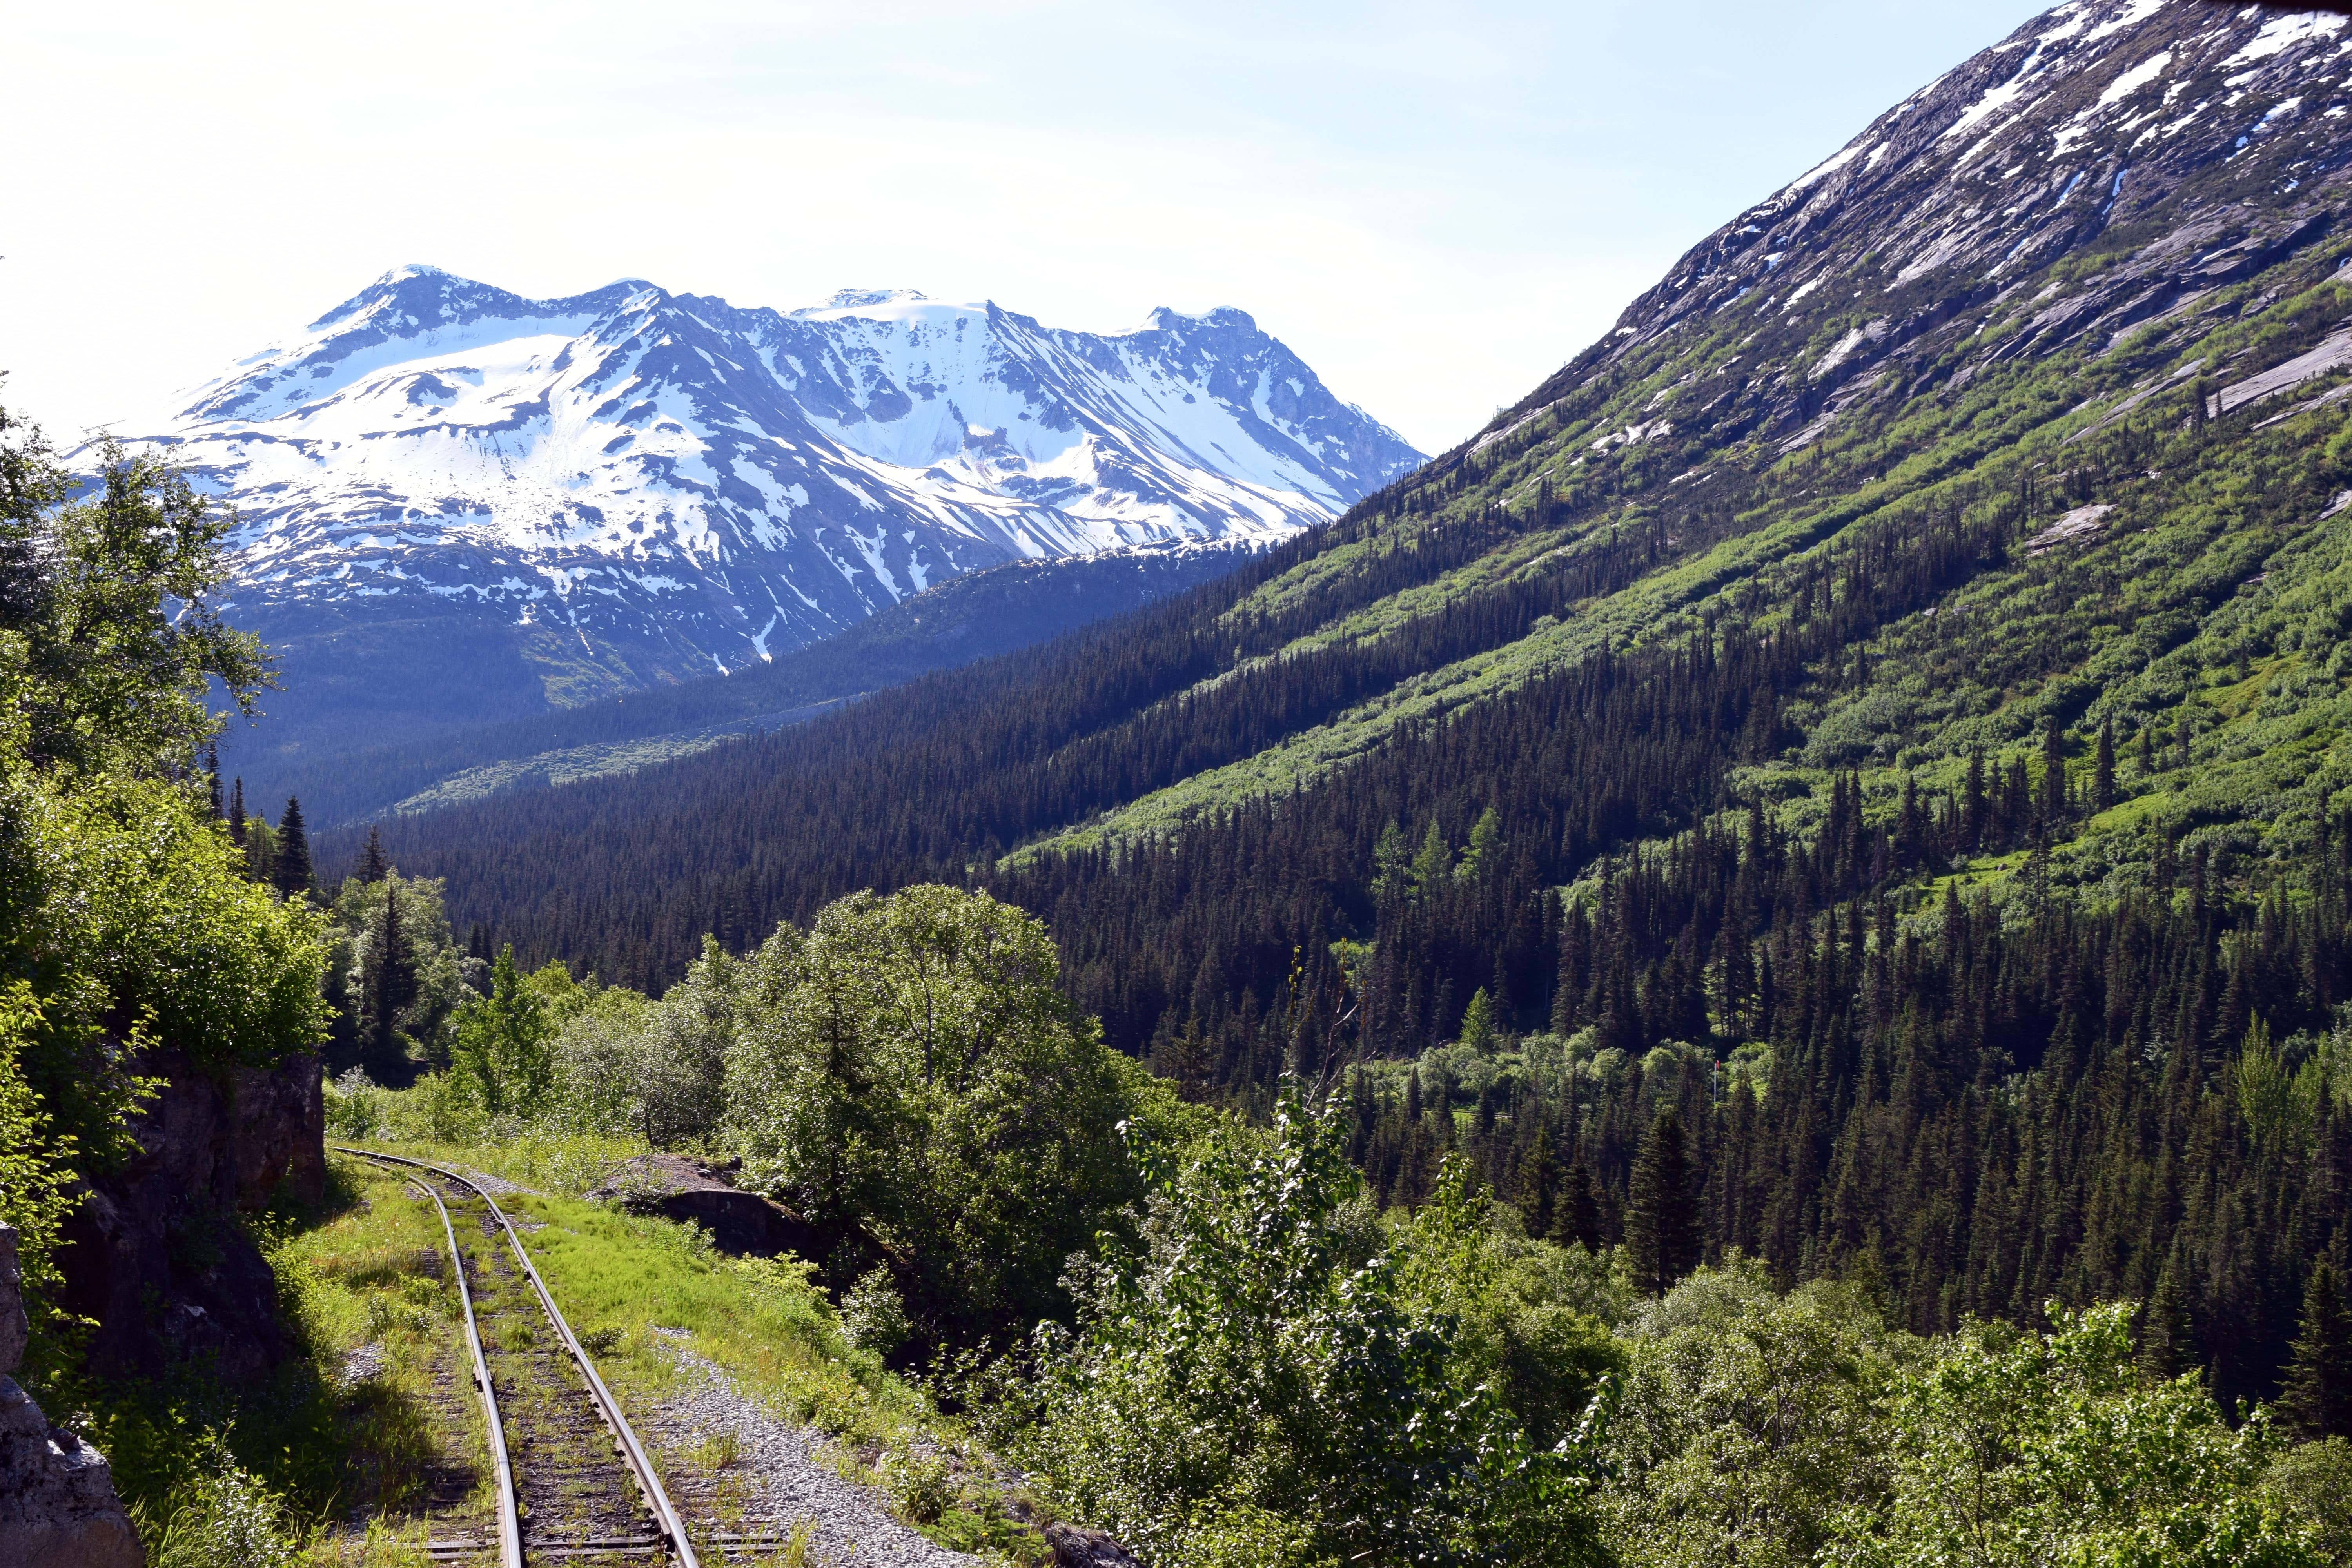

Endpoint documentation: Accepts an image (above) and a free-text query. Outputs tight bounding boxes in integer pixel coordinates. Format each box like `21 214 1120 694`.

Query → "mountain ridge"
128 267 1419 759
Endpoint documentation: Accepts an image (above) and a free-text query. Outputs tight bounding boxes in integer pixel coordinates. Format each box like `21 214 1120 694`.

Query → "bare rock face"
586 1153 829 1260
57 1050 324 1383
1045 1521 1143 1568
0 1227 25 1377
0 1225 146 1568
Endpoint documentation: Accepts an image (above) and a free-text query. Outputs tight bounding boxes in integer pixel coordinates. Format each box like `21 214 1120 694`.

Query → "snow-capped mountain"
127 270 1420 750
1498 0 2347 447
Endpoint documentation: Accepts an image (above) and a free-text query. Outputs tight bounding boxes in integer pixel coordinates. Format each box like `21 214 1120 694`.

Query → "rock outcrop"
586 1154 829 1259
1045 1521 1143 1568
57 1050 325 1383
0 1225 145 1568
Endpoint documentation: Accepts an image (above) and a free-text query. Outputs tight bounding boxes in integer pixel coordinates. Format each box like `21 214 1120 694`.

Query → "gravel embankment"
647 1329 975 1568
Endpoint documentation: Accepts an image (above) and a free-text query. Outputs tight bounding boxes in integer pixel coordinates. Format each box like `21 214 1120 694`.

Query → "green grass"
330 1137 1048 1563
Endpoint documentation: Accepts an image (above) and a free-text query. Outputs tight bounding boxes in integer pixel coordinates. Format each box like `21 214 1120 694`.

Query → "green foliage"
142 1439 303 1568
0 981 78 1314
1395 1159 1625 1450
322 1066 383 1140
1829 1303 2319 1568
840 1265 913 1356
1625 1108 1701 1298
449 946 554 1121
1604 1261 1905 1568
1456 987 1496 1053
543 982 661 1137
321 873 476 1076
726 885 1149 1341
0 408 267 777
1457 805 1503 883
1410 818 1452 900
1001 1090 1611 1568
2264 1438 2352 1562
2279 1261 2352 1441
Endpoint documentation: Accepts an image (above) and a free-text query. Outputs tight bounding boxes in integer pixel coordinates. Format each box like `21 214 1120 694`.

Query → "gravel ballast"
647 1330 975 1568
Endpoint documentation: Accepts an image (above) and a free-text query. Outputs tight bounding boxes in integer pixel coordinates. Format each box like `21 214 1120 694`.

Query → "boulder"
0 1226 145 1568
586 1154 829 1259
1045 1521 1143 1568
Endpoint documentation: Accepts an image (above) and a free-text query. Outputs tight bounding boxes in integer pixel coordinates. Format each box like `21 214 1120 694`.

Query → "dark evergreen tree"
2094 718 2116 811
2038 719 2067 821
2140 1248 2196 1380
367 879 420 1075
2281 1260 2352 1438
229 776 246 846
1551 1155 1604 1252
205 742 222 820
1519 1115 1559 1240
273 796 314 901
357 824 390 885
1626 1107 1701 1296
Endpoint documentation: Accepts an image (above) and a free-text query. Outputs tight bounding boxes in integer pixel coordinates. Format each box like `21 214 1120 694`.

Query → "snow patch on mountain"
114 270 1421 699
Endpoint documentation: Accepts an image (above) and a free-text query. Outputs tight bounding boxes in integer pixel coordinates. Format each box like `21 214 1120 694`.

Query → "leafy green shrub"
324 1067 382 1139
840 1266 912 1356
144 1441 302 1568
0 981 78 1315
1828 1303 2320 1567
2265 1437 2352 1562
725 884 1184 1342
1603 1260 1905 1568
880 1443 956 1525
998 1085 1610 1568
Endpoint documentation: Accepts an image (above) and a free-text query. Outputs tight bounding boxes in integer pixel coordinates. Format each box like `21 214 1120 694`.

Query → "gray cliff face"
0 1227 145 1568
58 1052 325 1386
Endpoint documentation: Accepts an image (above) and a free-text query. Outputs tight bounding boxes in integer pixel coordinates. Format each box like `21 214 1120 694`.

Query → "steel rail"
404 1173 526 1568
336 1145 702 1568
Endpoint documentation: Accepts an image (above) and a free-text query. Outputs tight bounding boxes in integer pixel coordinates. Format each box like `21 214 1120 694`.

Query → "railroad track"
333 1147 726 1566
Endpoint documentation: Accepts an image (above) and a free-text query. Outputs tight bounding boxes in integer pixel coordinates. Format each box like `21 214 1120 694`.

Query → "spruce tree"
2094 718 2116 811
2281 1260 2352 1439
1626 1107 1701 1295
1551 1154 1604 1252
2038 720 2067 821
368 879 420 1074
229 776 246 846
2140 1247 2196 1380
1459 987 1495 1053
357 824 389 884
1962 750 1987 849
1519 1116 1558 1238
205 741 223 820
272 796 313 901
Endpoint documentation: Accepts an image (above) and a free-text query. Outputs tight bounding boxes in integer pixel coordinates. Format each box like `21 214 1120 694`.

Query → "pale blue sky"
4 0 2048 453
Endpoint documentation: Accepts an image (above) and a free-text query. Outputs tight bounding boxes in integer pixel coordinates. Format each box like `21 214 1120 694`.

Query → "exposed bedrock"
0 1225 145 1568
58 1050 326 1384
